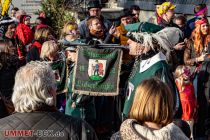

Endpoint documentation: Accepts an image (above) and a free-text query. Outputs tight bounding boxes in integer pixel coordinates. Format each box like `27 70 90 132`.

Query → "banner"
72 46 123 96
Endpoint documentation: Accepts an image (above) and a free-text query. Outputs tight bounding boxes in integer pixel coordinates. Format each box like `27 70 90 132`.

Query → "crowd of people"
0 0 210 139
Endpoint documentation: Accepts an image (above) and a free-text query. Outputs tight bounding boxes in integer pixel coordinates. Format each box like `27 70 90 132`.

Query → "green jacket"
123 53 182 118
65 63 96 122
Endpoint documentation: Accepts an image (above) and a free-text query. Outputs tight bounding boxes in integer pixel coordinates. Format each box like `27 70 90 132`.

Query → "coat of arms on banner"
73 46 123 96
88 59 107 81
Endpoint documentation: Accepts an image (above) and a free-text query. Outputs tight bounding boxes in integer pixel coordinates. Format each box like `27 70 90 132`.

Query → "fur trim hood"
119 119 189 140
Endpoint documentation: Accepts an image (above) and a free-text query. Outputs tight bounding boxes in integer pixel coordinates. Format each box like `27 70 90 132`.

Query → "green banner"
72 46 123 96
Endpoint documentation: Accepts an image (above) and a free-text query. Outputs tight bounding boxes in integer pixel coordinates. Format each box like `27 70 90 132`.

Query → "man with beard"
79 0 112 39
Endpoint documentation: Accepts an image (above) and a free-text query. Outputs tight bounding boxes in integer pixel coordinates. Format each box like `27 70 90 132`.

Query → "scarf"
89 29 104 39
31 41 42 54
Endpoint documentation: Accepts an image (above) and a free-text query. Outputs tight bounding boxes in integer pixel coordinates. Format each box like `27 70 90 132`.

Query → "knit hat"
195 18 208 26
157 2 176 16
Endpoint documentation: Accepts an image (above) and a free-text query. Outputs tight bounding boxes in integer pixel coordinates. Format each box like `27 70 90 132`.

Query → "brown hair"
86 16 101 28
34 26 53 44
129 77 174 126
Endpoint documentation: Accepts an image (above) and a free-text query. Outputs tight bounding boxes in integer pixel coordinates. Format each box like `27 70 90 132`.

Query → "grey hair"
12 61 56 112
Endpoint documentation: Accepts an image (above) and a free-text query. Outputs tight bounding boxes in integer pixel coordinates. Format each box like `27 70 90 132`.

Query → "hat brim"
65 46 77 51
88 6 102 10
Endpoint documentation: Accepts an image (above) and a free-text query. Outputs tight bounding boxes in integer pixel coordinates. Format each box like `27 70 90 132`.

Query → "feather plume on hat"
127 27 183 58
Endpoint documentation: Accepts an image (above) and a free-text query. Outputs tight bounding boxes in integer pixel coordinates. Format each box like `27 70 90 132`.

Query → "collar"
140 52 166 73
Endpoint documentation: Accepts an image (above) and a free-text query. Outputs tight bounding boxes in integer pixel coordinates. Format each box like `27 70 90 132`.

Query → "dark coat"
0 111 98 140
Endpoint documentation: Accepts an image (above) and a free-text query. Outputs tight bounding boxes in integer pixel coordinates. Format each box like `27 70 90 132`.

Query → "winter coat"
0 108 98 140
111 119 189 140
16 23 34 46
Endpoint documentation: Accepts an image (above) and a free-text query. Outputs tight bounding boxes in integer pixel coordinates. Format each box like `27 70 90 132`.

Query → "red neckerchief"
31 41 42 54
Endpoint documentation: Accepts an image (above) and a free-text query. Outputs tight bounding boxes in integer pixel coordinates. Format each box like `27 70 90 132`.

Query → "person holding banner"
59 21 96 126
123 27 183 120
64 43 96 128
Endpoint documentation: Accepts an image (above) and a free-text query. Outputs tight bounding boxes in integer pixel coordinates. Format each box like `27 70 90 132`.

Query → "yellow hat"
157 2 176 16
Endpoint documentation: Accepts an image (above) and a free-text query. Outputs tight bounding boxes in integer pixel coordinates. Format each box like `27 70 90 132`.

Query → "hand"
71 102 76 108
109 25 116 35
174 42 185 50
197 53 207 62
113 29 120 38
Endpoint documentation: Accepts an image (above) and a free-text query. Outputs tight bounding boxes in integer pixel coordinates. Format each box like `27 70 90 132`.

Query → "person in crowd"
4 22 16 45
173 15 188 65
175 15 187 32
9 7 19 24
184 17 210 139
148 0 166 25
60 21 96 128
15 14 34 60
26 26 54 62
15 9 26 23
116 9 133 45
185 4 208 38
130 5 140 23
40 40 67 112
79 0 112 39
64 44 96 127
0 38 19 118
85 16 120 137
0 17 16 47
32 16 49 32
60 21 85 45
85 16 118 44
123 27 183 119
156 2 177 27
112 78 188 140
10 7 19 18
0 61 98 140
174 65 197 139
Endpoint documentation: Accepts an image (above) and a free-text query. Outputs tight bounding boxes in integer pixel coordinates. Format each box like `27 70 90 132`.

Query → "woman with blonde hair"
26 26 55 62
40 40 60 61
184 17 210 138
111 78 188 140
174 65 197 139
40 40 67 113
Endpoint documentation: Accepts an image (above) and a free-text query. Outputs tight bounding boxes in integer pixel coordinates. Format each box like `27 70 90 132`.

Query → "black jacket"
0 111 98 140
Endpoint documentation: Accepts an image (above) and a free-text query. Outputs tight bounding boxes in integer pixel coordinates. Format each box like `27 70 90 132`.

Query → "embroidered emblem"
88 59 106 81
